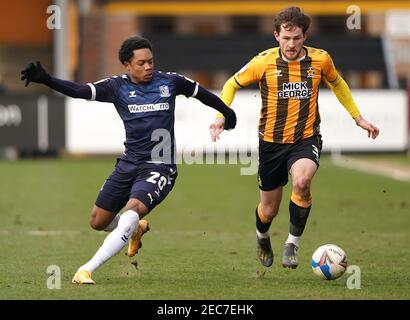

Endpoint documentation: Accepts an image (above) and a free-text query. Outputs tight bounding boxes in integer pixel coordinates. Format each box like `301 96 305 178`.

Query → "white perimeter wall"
66 90 408 154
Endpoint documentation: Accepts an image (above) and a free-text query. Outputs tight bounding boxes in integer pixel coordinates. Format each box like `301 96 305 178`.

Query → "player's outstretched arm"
325 76 379 139
195 86 237 135
209 76 241 142
21 61 91 99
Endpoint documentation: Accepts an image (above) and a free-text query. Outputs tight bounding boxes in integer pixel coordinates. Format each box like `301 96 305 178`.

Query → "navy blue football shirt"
87 71 198 164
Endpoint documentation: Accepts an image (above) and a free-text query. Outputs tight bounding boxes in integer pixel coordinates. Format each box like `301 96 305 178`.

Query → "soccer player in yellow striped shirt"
210 6 379 268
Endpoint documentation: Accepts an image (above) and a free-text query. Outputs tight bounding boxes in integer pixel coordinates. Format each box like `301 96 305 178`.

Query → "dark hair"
274 6 311 34
118 36 153 64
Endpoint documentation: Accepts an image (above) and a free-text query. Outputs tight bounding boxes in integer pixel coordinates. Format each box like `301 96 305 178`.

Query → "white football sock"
285 233 301 248
103 214 120 232
78 210 139 273
256 230 270 239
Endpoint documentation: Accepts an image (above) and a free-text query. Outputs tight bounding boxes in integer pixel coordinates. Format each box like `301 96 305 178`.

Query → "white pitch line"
331 155 410 182
28 230 64 236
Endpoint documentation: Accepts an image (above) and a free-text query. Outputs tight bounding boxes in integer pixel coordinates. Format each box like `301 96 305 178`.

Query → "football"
311 244 348 280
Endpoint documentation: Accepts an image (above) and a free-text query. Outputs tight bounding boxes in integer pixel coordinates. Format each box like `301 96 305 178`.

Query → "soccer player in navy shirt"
21 36 236 285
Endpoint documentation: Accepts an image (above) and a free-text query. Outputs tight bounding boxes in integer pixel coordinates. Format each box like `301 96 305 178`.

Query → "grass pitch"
0 156 409 299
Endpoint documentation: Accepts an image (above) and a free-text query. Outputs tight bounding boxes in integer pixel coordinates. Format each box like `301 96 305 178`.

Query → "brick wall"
80 13 138 82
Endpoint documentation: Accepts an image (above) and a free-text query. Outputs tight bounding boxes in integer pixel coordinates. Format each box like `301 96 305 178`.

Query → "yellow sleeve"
221 76 241 106
214 76 241 118
234 55 263 87
324 75 361 119
322 53 360 119
322 53 339 83
215 56 262 118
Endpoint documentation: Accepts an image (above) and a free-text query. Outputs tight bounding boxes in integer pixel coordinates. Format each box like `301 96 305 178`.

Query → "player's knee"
89 217 106 231
124 200 149 217
293 175 311 196
89 208 110 230
261 203 279 220
135 203 149 216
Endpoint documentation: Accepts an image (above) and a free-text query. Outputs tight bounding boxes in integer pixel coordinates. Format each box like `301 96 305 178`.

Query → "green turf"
0 157 409 299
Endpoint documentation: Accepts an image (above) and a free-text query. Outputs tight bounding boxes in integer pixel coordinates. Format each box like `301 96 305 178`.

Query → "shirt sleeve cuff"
87 83 96 101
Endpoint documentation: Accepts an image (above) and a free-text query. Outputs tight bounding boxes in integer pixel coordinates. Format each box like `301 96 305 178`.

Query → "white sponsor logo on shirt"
128 103 170 113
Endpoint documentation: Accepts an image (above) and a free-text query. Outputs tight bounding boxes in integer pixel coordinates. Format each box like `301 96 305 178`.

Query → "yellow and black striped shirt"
234 46 338 144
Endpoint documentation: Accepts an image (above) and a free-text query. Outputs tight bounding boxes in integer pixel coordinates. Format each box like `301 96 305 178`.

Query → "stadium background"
0 0 409 300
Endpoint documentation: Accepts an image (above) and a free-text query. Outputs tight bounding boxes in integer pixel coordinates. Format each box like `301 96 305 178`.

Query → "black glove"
223 108 237 131
20 61 50 87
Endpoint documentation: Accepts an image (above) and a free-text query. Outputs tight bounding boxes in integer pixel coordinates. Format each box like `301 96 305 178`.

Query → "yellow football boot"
71 270 95 285
127 219 150 257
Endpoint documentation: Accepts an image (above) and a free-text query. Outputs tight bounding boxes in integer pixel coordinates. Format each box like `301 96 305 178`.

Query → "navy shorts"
95 159 178 214
258 135 322 191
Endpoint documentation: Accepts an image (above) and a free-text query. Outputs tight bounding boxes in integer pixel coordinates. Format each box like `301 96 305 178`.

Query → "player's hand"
209 118 225 142
354 115 379 139
20 61 50 87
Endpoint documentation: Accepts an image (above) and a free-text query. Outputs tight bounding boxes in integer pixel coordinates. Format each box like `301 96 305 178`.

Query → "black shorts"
258 135 322 191
95 159 177 214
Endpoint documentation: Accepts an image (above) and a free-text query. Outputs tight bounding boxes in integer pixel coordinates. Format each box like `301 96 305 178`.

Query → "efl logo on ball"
311 244 348 280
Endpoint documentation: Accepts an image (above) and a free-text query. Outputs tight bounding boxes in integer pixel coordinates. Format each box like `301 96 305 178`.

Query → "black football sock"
289 200 311 237
256 206 272 234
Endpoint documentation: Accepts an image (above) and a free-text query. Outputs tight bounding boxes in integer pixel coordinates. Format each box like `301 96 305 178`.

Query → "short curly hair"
118 36 153 64
274 7 311 34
